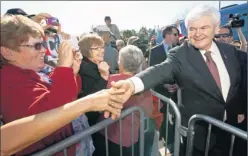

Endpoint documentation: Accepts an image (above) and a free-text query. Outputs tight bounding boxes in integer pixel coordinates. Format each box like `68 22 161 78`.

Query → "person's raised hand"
98 61 110 80
72 52 83 76
31 13 51 24
57 41 74 68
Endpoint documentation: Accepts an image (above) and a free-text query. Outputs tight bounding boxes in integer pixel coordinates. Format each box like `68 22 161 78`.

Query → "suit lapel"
215 41 235 102
159 44 167 58
187 42 224 102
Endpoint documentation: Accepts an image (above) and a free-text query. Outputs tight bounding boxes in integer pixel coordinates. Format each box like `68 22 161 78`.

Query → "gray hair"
116 39 125 48
185 4 221 28
119 45 144 75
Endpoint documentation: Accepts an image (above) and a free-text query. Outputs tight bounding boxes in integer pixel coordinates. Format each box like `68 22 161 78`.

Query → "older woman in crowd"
0 15 122 156
96 45 154 156
0 14 81 156
78 34 110 126
77 34 112 156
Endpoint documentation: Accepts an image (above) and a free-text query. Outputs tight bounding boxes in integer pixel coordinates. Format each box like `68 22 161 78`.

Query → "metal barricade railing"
186 114 248 156
32 106 145 156
150 89 182 156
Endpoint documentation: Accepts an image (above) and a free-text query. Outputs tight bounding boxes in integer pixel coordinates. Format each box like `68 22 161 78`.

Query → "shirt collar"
162 41 169 52
199 41 218 56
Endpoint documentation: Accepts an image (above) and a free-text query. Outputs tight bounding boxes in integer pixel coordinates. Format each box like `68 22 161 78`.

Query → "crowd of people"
1 4 247 156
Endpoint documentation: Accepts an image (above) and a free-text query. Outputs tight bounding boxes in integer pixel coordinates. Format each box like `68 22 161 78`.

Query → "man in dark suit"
148 25 180 152
109 4 247 156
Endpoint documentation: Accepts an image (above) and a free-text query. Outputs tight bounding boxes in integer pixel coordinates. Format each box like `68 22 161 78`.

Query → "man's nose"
195 29 201 36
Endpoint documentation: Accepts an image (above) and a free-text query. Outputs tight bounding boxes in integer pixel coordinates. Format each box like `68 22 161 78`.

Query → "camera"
228 13 247 28
46 17 60 26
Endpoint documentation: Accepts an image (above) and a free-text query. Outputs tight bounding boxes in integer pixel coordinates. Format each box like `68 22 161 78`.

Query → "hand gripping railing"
32 106 145 156
186 114 248 156
150 89 182 156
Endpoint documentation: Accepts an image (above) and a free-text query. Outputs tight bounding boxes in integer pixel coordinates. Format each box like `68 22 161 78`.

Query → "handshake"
88 79 136 120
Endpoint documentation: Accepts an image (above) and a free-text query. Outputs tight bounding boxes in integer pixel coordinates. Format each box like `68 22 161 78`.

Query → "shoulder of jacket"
151 44 163 51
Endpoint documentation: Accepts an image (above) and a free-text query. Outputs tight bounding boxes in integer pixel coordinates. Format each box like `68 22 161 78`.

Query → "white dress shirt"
199 41 230 102
130 41 230 120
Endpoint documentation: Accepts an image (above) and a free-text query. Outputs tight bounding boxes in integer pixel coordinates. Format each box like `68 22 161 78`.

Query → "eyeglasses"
90 46 104 51
215 34 231 38
19 41 47 51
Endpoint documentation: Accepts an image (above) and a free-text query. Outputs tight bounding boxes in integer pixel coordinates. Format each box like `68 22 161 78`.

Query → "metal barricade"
32 106 145 156
150 90 182 156
186 114 248 156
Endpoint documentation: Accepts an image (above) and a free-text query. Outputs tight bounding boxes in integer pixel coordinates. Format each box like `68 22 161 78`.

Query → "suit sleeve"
136 50 181 91
236 50 247 114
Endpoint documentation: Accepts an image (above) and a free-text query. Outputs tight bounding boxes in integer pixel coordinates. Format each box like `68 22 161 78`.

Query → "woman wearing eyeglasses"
0 15 119 156
77 34 111 156
78 34 110 126
0 14 83 156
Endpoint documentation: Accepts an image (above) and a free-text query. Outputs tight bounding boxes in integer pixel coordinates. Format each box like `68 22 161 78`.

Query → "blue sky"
1 1 246 36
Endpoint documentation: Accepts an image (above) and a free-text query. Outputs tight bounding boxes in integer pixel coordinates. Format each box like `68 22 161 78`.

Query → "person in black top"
78 34 110 126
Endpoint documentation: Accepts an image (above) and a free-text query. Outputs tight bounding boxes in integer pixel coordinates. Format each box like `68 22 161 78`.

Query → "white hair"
185 4 221 28
119 45 144 75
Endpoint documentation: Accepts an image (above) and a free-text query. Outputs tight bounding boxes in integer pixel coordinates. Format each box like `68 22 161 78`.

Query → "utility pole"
219 1 221 10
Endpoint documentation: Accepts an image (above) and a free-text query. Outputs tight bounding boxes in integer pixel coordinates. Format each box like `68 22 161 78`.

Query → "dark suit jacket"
78 57 108 126
149 43 174 98
137 40 247 150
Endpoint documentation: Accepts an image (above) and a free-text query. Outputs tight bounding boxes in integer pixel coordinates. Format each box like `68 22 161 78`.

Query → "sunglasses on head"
215 34 231 38
19 41 47 51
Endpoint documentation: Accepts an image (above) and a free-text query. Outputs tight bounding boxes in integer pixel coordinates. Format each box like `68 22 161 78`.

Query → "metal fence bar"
164 102 169 155
229 135 235 156
119 119 123 156
139 109 145 156
131 112 134 156
204 124 212 156
32 106 145 156
186 114 248 156
150 90 181 156
105 127 109 156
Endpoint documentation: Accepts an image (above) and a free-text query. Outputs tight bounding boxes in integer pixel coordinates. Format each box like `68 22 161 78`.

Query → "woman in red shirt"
0 15 122 156
97 45 154 156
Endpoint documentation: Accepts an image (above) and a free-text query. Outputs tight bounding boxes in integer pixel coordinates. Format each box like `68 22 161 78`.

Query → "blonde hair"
1 14 44 51
1 15 44 64
78 34 104 58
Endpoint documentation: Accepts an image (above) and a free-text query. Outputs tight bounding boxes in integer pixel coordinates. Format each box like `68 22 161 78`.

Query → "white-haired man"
108 4 247 156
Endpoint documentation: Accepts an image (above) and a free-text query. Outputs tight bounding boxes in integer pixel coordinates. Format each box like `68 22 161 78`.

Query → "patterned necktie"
204 51 222 90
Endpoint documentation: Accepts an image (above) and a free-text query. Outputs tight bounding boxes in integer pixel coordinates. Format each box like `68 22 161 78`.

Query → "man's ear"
214 21 221 34
0 46 15 61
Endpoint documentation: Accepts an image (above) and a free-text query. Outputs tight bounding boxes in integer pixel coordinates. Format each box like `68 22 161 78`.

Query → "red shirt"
99 74 154 147
1 64 82 155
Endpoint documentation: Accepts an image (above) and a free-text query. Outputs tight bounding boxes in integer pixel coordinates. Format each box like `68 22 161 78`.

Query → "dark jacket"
149 43 174 98
78 57 108 126
137 40 246 151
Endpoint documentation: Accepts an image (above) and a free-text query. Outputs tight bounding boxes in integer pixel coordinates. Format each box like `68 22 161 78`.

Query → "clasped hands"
94 79 135 120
